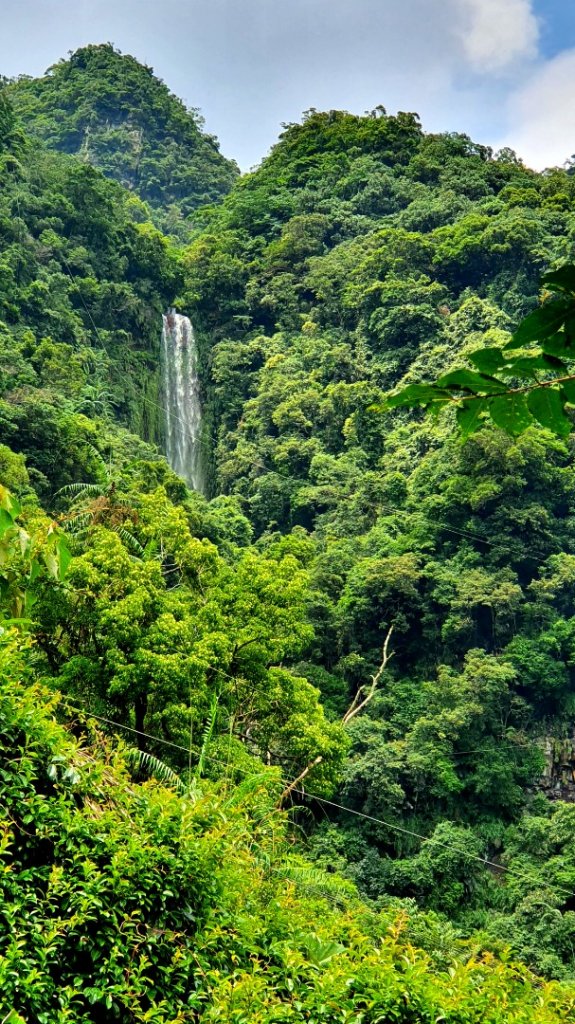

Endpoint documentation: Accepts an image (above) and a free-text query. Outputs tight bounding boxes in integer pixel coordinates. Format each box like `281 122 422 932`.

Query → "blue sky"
537 0 575 58
0 0 574 170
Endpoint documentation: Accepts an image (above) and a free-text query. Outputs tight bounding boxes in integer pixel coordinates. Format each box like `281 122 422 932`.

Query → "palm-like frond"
116 527 145 557
196 693 219 780
61 511 95 534
83 441 110 477
56 482 104 500
274 860 353 909
125 748 185 792
224 771 278 807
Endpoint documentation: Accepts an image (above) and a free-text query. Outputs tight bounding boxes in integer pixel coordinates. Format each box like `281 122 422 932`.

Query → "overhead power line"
59 695 575 906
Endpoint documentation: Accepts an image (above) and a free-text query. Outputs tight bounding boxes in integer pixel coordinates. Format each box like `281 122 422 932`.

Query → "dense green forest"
4 43 575 1020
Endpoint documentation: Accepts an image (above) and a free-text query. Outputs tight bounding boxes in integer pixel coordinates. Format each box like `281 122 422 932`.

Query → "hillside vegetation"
5 622 575 1022
183 108 575 977
3 48 575 1019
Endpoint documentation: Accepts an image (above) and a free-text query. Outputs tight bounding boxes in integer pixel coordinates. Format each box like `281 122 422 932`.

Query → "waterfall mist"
161 311 204 492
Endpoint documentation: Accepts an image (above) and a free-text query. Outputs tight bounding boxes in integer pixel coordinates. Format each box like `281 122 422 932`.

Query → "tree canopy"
385 263 575 438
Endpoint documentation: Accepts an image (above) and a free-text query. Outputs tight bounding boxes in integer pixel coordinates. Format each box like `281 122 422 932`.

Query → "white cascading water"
161 310 204 492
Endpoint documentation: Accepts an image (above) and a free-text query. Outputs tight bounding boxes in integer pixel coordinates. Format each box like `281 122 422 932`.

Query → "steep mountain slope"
0 87 348 806
8 44 239 234
0 86 184 502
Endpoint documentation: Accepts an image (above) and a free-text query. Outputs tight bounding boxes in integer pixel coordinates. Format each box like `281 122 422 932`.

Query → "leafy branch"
0 486 70 619
383 265 575 438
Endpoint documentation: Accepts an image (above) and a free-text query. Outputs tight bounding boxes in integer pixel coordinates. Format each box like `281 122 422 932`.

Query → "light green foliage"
1 652 574 1021
45 486 347 792
0 485 69 618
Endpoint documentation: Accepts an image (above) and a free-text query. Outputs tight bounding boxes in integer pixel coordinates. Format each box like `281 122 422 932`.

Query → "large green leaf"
56 535 72 579
0 507 14 540
456 398 487 439
511 300 572 345
488 393 533 435
385 383 450 409
17 527 30 556
527 387 571 436
541 330 575 357
560 378 575 403
0 485 20 519
42 548 59 579
468 348 506 374
495 354 565 381
28 557 42 583
509 353 566 372
541 266 575 295
436 369 502 394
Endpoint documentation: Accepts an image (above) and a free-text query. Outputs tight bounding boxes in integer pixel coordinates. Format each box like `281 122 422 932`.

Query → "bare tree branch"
277 756 323 809
342 625 394 726
276 627 394 810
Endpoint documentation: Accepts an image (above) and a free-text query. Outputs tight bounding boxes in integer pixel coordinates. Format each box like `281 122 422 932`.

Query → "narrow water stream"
161 310 204 491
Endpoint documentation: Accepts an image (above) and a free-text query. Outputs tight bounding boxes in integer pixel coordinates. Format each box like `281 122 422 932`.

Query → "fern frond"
62 511 94 533
274 860 353 909
57 482 103 500
125 748 185 792
224 771 278 808
185 777 202 803
115 527 145 557
196 693 219 780
84 441 110 476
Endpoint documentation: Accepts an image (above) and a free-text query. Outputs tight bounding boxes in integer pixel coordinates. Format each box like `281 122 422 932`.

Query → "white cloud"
499 49 575 169
455 0 539 72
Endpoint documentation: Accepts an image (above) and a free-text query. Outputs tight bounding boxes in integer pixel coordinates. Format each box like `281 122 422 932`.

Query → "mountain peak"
8 44 238 230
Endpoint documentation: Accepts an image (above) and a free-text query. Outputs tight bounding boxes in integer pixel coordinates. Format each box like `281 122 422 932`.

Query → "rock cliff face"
539 736 575 801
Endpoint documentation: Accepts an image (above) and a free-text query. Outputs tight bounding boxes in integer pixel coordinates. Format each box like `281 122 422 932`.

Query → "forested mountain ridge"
4 49 575 1019
7 44 239 235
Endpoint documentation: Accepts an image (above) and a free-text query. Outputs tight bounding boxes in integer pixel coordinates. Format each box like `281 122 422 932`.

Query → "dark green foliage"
176 103 575 977
2 646 573 1021
0 93 184 495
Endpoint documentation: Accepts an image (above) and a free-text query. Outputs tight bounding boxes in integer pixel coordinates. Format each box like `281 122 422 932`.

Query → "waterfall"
161 310 204 492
